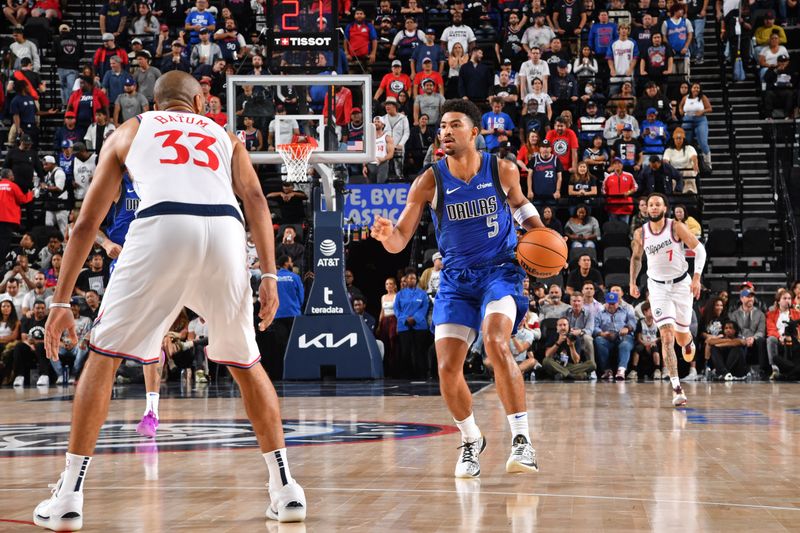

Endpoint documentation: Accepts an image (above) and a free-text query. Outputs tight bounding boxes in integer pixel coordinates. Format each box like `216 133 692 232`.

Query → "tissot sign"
272 34 334 50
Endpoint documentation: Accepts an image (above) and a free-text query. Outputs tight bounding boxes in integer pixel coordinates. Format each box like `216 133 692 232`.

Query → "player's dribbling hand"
103 241 122 259
44 308 77 362
630 284 640 299
371 216 393 242
258 278 279 331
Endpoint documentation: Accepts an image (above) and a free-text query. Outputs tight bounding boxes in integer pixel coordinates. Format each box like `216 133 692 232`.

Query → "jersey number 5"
487 214 499 238
155 130 220 171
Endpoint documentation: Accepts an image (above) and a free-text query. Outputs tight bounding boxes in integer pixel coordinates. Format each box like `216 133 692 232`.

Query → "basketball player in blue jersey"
372 99 544 477
95 171 165 437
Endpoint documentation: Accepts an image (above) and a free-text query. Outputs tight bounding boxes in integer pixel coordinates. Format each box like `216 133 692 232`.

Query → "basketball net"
277 135 318 183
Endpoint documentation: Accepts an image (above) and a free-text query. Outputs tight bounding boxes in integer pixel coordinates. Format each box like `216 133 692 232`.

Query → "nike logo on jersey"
126 188 135 193
446 187 461 194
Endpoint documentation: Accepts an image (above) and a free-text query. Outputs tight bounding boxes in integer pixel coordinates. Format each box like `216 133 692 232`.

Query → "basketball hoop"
277 136 318 183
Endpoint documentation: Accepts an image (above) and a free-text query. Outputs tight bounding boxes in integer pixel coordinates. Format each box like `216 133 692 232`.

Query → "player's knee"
483 334 510 358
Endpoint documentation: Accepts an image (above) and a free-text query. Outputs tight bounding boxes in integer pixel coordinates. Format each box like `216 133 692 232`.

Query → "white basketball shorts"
89 214 260 368
647 276 692 333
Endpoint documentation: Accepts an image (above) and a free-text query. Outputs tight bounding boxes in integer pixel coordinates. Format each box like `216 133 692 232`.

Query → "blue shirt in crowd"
593 305 636 336
394 287 429 332
275 267 304 319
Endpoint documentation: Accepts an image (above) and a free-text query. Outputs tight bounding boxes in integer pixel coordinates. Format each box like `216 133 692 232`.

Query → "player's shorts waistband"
650 271 689 285
136 201 243 223
446 254 517 271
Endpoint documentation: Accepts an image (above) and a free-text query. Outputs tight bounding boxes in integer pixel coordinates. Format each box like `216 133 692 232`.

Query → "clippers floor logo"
0 419 456 456
319 239 337 256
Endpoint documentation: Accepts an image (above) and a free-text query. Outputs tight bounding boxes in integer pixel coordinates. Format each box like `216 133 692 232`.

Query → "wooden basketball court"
1 381 799 531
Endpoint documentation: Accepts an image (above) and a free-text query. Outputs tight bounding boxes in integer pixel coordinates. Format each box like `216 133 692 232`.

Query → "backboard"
225 74 375 166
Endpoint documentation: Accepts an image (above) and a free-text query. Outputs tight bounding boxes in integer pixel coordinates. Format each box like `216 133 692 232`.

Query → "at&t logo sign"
317 239 339 267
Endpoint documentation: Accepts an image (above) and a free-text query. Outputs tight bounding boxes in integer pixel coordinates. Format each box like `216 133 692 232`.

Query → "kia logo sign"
298 333 358 349
320 239 336 257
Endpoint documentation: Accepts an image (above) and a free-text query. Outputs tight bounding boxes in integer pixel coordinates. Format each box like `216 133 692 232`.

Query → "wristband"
261 273 278 281
50 302 71 309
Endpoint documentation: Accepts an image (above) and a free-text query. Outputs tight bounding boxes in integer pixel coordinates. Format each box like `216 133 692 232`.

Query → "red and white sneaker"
672 385 688 407
682 341 696 363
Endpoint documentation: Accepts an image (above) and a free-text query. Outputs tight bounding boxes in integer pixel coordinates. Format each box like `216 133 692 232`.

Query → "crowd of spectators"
0 0 794 386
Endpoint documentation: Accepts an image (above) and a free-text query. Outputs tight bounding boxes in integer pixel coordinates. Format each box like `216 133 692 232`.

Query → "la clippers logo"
553 139 568 156
0 419 456 456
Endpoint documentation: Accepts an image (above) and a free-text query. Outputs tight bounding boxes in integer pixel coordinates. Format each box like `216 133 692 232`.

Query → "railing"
766 119 799 281
714 19 743 227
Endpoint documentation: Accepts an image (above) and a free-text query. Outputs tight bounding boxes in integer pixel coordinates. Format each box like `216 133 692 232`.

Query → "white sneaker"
37 375 50 387
682 341 696 362
770 365 780 380
685 368 698 381
724 373 734 381
454 436 486 478
653 369 662 380
33 474 84 531
13 375 24 387
266 481 306 522
588 371 597 380
56 375 64 385
627 370 638 381
505 435 538 473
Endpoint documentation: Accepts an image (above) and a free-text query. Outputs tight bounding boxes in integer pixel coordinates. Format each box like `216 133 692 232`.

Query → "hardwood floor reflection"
1 381 800 531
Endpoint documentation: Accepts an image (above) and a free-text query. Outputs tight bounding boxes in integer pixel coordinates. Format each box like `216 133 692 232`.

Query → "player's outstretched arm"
674 220 706 299
45 121 139 360
498 158 544 230
630 227 643 299
228 132 279 329
371 168 434 253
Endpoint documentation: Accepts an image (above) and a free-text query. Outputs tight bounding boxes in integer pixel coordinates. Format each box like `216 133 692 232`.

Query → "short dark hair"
641 301 651 312
33 300 46 307
723 320 740 334
582 280 595 289
440 99 481 129
404 267 417 276
647 192 670 209
352 296 365 304
277 255 291 268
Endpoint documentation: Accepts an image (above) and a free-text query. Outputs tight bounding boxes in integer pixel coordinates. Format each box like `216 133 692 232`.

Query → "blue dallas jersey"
429 152 517 270
105 172 139 247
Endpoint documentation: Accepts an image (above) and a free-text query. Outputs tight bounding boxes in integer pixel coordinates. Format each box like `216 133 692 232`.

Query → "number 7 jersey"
126 111 242 216
642 218 688 282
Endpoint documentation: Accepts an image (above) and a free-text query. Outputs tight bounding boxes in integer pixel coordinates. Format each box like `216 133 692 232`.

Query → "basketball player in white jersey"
34 71 305 531
630 193 707 407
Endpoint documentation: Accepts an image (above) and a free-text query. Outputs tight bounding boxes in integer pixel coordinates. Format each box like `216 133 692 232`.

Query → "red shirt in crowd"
545 128 579 171
378 72 412 99
205 112 227 127
412 70 444 94
602 170 637 215
0 178 33 225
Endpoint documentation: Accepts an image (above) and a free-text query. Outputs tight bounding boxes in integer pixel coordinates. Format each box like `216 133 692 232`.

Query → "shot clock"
266 0 339 71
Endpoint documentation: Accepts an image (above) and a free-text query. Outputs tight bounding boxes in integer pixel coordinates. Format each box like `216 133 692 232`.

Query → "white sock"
59 453 91 496
264 448 294 489
145 392 159 418
507 412 530 443
670 376 681 389
454 413 481 442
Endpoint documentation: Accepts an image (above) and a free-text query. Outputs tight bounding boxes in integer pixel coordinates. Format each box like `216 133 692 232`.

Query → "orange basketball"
516 228 568 278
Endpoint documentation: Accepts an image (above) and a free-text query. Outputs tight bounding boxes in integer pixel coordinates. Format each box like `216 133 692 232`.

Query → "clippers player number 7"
630 193 707 407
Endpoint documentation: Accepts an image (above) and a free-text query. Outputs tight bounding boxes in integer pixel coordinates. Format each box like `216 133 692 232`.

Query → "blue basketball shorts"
432 262 528 333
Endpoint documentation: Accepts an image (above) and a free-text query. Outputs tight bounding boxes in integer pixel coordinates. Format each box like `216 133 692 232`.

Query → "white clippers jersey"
125 111 242 216
642 218 688 281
